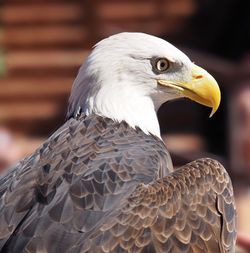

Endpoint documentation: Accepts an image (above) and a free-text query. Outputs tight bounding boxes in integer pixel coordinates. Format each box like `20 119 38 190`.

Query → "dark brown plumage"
0 114 236 253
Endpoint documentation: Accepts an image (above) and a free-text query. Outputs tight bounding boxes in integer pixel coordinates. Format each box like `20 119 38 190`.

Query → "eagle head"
68 32 220 138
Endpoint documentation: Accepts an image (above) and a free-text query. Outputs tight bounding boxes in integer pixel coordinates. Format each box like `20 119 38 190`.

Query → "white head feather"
68 32 193 138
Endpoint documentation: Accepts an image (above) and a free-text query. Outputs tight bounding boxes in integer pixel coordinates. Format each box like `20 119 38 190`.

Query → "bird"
0 32 236 253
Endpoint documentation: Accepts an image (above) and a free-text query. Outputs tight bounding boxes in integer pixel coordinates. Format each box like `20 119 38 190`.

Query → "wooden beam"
0 101 62 121
0 78 73 98
97 0 194 20
5 50 89 76
161 0 195 17
2 3 85 25
97 2 157 20
1 25 88 49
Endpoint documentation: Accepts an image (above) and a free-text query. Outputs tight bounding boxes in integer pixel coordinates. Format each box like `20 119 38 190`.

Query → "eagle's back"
0 114 172 253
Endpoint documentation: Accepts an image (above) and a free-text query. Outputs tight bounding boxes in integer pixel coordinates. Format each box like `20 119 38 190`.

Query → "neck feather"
84 87 161 138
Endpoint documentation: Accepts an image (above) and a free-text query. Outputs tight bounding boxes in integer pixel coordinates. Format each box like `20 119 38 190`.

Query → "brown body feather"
0 115 236 253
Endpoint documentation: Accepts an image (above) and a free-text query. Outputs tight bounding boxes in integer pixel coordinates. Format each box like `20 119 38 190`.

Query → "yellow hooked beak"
158 64 221 117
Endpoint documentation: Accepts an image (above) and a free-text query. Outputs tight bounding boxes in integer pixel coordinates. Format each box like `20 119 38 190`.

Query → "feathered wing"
87 159 236 253
0 115 171 253
0 157 38 249
0 116 236 253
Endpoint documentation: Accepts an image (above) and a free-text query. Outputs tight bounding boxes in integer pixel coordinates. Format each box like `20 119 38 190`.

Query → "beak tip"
210 89 221 118
209 110 215 118
209 100 220 118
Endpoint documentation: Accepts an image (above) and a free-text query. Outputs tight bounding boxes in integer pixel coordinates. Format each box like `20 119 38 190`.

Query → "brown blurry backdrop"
0 0 250 249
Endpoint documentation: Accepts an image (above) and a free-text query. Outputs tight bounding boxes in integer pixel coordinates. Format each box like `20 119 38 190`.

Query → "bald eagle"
0 33 236 253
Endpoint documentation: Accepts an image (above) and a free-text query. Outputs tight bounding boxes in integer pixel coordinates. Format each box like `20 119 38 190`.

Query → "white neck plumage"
83 84 161 139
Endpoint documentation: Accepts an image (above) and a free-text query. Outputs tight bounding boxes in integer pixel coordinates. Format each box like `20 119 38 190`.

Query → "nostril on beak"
195 75 203 79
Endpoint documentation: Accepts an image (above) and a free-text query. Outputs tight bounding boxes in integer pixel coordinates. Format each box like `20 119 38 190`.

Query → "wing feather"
0 115 171 253
94 158 236 253
0 115 236 253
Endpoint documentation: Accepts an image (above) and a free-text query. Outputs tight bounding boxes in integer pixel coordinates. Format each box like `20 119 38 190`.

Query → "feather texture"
0 115 236 253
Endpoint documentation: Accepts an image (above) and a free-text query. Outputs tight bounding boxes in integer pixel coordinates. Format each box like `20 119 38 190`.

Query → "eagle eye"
153 58 170 73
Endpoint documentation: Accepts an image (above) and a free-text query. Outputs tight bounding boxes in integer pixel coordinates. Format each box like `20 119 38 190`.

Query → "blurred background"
0 0 249 250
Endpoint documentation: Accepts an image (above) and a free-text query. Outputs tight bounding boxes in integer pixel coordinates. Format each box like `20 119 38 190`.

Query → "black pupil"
160 61 165 68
